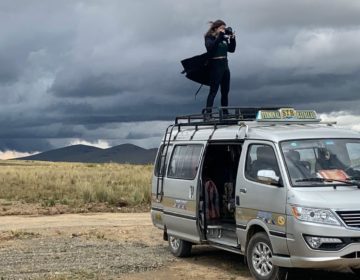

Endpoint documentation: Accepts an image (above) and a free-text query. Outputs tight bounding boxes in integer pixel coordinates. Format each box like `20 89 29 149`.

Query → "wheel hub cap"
169 236 180 250
252 241 273 277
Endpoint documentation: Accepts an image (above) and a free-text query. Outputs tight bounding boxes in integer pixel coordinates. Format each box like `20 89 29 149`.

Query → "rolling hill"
17 144 158 164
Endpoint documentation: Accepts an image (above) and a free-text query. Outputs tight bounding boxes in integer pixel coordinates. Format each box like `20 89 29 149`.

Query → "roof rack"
175 106 286 126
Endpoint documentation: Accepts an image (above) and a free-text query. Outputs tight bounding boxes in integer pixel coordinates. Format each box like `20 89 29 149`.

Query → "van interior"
200 143 241 247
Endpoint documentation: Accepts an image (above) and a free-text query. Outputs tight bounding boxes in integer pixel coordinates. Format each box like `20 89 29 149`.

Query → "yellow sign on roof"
257 108 318 121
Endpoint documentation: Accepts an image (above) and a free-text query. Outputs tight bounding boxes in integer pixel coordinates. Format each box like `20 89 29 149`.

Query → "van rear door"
163 144 204 243
151 143 173 229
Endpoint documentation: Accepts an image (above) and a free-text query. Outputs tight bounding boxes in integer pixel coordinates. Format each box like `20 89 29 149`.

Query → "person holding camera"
204 20 236 117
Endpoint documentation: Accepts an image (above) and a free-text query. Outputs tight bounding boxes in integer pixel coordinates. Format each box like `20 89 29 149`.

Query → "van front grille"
337 211 360 228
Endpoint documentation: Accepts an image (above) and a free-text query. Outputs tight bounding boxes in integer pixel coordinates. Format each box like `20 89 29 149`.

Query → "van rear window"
154 144 171 177
168 145 203 180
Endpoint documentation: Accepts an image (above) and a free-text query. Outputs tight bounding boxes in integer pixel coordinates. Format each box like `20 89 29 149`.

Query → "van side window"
154 144 170 177
245 144 280 184
168 145 202 180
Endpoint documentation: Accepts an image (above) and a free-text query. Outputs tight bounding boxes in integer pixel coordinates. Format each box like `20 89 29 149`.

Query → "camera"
224 27 233 35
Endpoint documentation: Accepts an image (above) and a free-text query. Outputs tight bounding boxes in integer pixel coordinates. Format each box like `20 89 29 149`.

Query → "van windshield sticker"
325 140 335 145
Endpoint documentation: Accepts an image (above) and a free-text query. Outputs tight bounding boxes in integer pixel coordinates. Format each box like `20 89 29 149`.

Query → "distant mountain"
17 144 158 164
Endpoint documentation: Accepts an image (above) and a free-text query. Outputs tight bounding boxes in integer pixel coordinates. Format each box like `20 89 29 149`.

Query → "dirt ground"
0 213 358 280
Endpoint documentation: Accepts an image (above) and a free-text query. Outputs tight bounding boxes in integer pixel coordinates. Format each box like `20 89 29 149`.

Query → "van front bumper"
273 252 360 269
274 217 360 269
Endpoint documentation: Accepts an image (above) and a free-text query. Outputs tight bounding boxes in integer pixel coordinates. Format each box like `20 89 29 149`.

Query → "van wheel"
351 268 360 278
247 232 288 280
168 235 192 257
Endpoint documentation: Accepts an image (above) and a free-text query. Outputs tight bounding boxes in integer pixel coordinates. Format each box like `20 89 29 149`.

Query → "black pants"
206 59 230 113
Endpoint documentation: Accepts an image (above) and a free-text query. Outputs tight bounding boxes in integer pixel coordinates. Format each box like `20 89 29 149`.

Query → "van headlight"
291 206 341 226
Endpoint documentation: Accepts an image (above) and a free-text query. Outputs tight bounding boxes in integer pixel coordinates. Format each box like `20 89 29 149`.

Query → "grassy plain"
0 160 153 215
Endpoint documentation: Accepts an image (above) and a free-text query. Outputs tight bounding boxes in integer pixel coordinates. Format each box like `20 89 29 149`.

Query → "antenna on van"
237 122 249 139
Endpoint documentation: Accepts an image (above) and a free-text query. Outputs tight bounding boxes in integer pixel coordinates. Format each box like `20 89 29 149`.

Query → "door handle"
240 188 247 194
189 185 195 199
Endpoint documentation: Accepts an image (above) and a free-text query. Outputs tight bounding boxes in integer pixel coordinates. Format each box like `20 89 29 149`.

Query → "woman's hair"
205 19 226 37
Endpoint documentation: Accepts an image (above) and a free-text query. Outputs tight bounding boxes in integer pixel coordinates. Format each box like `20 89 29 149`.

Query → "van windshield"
280 139 360 187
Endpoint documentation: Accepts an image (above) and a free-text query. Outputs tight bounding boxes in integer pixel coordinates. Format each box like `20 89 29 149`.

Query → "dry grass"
0 160 153 210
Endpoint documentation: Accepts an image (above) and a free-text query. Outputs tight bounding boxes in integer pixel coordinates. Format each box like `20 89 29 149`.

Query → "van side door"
236 140 288 254
163 143 204 243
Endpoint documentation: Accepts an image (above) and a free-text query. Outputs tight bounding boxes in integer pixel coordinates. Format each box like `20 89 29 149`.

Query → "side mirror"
257 170 281 186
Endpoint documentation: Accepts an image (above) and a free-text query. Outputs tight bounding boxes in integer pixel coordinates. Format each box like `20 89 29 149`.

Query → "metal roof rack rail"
174 106 287 127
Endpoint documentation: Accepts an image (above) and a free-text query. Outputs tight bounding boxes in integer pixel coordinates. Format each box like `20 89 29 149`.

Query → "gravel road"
0 213 358 279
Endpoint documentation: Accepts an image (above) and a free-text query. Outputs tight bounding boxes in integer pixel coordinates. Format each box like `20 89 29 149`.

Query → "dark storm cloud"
0 55 19 84
125 131 163 140
50 73 134 98
236 1 360 30
0 139 53 153
231 71 353 91
0 0 360 153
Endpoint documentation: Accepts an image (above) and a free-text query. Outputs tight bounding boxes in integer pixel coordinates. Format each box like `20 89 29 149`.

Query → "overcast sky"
1 0 360 158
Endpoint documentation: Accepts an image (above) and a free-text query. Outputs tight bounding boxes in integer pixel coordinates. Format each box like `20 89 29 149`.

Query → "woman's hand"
216 25 226 36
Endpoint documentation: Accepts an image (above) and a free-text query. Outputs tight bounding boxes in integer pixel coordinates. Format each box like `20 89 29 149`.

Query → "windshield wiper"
295 177 360 189
296 178 326 183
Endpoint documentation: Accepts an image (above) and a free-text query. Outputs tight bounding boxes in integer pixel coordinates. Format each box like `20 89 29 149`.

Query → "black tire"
247 232 288 280
168 235 192 257
351 268 360 278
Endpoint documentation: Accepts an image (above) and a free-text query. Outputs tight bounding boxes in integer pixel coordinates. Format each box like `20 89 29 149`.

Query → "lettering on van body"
236 208 286 227
155 212 162 222
173 199 188 210
257 211 276 225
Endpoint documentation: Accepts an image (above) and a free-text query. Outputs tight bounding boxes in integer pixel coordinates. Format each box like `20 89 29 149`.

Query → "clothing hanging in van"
204 179 220 220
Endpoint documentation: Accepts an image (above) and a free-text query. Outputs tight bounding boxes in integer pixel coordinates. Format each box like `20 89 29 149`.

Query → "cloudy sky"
1 0 360 159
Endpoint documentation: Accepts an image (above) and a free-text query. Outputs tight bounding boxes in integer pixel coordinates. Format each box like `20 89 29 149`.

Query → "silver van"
151 107 360 280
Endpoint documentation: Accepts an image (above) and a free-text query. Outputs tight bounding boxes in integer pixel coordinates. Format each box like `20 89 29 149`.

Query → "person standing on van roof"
204 20 236 116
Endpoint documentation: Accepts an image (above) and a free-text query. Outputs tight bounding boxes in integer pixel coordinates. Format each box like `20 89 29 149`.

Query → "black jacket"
181 52 210 86
181 34 236 86
205 33 236 57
